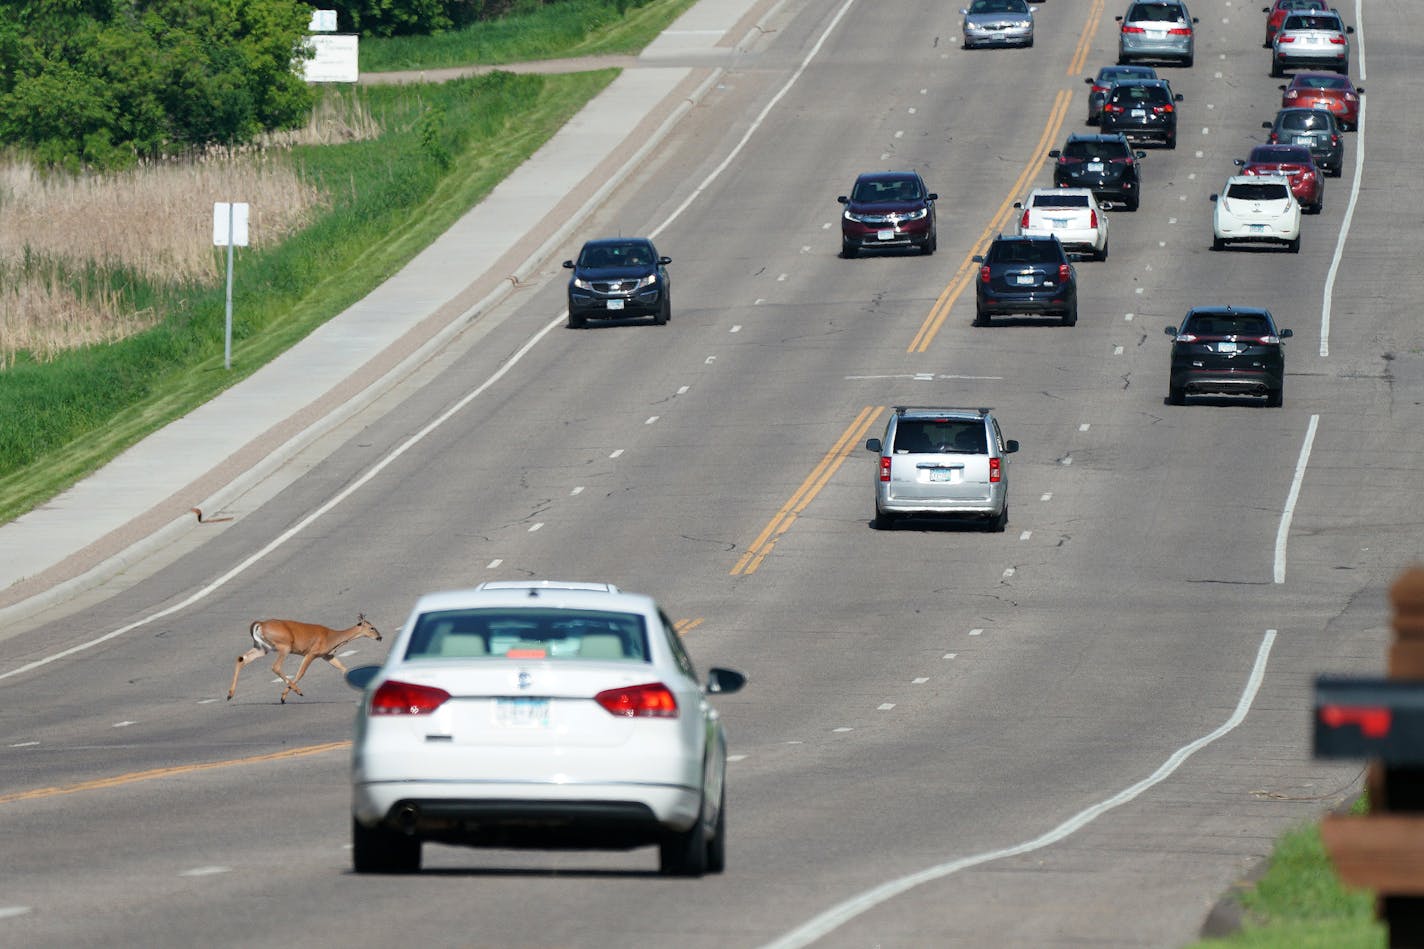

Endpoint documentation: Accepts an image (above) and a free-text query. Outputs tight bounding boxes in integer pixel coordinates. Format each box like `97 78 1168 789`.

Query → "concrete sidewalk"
0 0 768 622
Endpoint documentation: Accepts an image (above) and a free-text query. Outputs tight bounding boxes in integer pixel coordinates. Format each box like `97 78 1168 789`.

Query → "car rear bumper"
1120 37 1192 61
1273 50 1348 69
876 491 1006 519
1102 121 1175 145
1170 367 1283 395
353 780 704 838
977 288 1075 315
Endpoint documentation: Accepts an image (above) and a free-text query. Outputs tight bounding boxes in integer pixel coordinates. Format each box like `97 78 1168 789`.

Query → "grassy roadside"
1191 802 1383 949
358 0 700 71
0 0 699 524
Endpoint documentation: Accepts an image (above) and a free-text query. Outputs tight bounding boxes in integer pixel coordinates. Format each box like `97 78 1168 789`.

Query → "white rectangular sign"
302 34 359 83
309 9 338 31
212 202 250 247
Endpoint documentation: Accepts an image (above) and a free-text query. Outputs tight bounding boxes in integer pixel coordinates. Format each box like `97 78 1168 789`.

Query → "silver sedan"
962 0 1034 49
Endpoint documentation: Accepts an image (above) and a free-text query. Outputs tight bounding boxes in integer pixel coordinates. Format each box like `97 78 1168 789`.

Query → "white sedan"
1211 175 1301 252
1014 188 1110 260
347 580 746 876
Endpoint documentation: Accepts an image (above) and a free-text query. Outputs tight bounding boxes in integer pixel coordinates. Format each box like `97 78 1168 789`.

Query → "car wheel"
1168 385 1186 406
1288 236 1300 254
568 312 587 329
842 241 858 259
654 296 670 325
1266 386 1283 408
1270 59 1283 78
873 509 898 530
1166 133 1177 150
1212 236 1225 251
660 802 709 877
1117 54 1129 66
352 819 421 874
1061 302 1077 327
1095 239 1109 262
923 231 937 255
1183 55 1194 68
973 308 989 327
988 505 1008 533
1127 195 1140 212
705 786 727 874
1336 64 1349 75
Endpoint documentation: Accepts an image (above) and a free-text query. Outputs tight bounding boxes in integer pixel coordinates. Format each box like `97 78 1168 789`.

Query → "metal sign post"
212 202 250 369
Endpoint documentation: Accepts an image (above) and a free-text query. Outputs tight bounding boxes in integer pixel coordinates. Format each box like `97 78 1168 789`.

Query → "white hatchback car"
1015 188 1109 261
347 580 746 876
1211 175 1301 252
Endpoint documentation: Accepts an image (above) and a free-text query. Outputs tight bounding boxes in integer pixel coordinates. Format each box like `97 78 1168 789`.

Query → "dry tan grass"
0 90 381 367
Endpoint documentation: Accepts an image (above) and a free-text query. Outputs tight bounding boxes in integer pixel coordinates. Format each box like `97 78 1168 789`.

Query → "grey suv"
865 407 1019 531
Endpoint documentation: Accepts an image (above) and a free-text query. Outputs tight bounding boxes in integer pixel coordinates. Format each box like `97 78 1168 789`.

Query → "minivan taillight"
595 682 678 718
879 455 892 482
990 457 1002 483
370 680 451 716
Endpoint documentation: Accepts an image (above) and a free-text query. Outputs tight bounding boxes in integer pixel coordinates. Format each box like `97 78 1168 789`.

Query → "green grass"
1192 802 1384 949
358 0 700 71
0 69 617 523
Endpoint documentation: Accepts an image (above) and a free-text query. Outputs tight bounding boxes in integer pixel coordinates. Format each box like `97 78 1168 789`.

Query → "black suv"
972 234 1078 326
1049 133 1146 210
563 237 671 328
1164 306 1293 406
1099 79 1184 148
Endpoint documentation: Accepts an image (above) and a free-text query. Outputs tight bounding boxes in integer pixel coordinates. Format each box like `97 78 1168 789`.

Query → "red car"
1235 144 1323 214
1281 72 1363 130
1262 0 1327 47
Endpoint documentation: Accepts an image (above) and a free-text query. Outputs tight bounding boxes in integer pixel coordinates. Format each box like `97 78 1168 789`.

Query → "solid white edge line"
1320 2 1367 359
1 0 862 684
759 629 1279 949
1274 414 1319 585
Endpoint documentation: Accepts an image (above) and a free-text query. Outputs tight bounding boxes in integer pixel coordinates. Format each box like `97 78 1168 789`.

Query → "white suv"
864 407 1019 531
347 580 746 876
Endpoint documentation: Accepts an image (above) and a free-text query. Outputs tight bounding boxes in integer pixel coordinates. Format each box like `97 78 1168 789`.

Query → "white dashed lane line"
969 628 983 637
112 721 135 728
609 449 624 459
0 907 31 920
487 558 502 569
877 703 895 711
179 866 231 878
570 486 584 496
644 416 659 425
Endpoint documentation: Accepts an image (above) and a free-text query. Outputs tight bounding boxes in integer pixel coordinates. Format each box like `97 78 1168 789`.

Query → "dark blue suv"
972 234 1078 327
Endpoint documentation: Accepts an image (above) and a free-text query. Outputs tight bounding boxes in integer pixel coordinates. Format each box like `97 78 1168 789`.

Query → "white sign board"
302 34 359 83
309 9 338 31
212 202 250 247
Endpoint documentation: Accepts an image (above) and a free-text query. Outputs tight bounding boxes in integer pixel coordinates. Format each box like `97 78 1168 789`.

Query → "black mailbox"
1314 676 1424 764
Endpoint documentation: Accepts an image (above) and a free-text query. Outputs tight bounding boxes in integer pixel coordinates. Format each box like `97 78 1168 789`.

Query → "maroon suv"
838 171 937 258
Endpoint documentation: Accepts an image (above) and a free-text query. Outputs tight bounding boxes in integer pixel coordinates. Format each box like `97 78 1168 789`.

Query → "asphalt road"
2 0 1416 945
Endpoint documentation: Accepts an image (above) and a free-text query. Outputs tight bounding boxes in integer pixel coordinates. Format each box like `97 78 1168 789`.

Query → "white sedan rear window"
404 608 650 661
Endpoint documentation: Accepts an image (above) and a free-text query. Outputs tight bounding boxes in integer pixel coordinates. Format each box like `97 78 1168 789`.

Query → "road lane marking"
1066 0 1108 76
731 407 883 575
1274 415 1319 584
1320 87 1365 358
0 741 348 806
761 630 1279 949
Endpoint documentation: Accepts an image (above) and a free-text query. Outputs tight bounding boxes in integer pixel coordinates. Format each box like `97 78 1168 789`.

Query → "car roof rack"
894 406 992 417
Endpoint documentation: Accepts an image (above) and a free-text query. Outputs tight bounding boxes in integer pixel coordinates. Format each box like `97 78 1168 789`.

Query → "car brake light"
1089 210 1098 229
1177 333 1198 342
1122 25 1145 33
1268 132 1279 143
1278 35 1295 42
1283 89 1298 99
1020 209 1031 228
1058 155 1083 164
1331 134 1339 145
1092 84 1109 94
1345 93 1358 101
370 680 451 716
879 455 891 482
1058 263 1071 282
595 682 678 718
980 264 991 283
1154 104 1174 114
1103 103 1123 113
1167 27 1191 34
1329 35 1346 44
1259 335 1281 344
1109 156 1133 164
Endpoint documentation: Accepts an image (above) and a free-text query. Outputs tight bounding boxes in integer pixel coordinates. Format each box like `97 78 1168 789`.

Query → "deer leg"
228 646 267 700
271 648 304 704
281 652 320 703
324 654 350 674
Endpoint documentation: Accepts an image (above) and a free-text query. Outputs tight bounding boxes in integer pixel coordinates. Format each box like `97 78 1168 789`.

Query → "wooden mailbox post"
1316 566 1424 947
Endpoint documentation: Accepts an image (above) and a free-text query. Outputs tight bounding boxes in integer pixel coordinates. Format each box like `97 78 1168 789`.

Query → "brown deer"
227 614 382 703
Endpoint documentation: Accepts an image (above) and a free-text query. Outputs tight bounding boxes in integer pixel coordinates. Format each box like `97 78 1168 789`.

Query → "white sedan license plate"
606 298 624 310
877 229 896 241
496 697 550 728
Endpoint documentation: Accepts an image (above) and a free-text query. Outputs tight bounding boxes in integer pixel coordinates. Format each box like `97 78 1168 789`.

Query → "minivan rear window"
893 420 988 454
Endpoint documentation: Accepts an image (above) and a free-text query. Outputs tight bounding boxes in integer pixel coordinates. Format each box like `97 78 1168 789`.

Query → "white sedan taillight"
370 680 451 715
595 682 679 718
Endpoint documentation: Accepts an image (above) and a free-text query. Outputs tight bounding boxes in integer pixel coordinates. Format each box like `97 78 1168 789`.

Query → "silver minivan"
1117 0 1198 67
865 407 1019 531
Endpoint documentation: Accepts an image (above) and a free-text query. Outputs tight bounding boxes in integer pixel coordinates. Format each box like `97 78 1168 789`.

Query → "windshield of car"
851 178 923 203
987 239 1063 264
1279 111 1331 131
1182 313 1274 337
1062 139 1128 160
578 243 653 267
1282 13 1340 30
403 608 651 661
1226 182 1290 201
893 420 988 454
1127 3 1186 22
1031 194 1089 208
